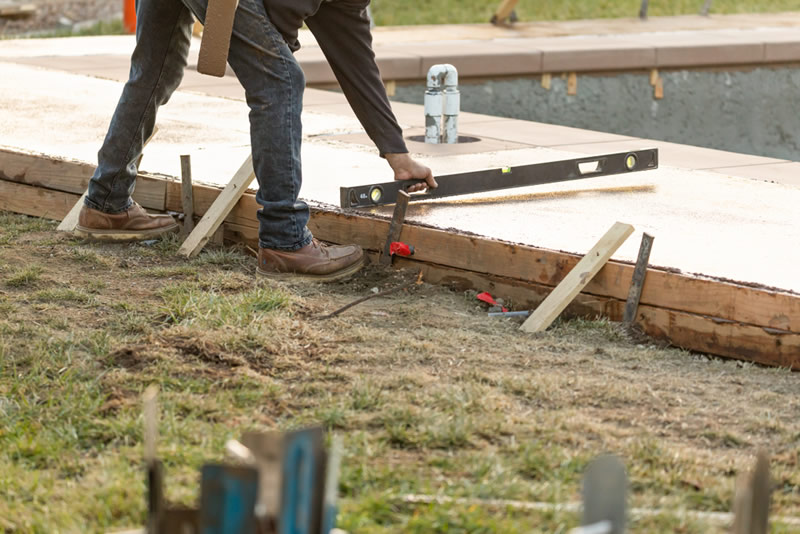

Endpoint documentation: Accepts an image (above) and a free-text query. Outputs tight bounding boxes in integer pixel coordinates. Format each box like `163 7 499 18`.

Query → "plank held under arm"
178 154 255 258
521 222 635 333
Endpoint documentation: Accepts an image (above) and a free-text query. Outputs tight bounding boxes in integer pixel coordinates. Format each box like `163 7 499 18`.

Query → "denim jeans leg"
181 0 312 251
85 0 193 213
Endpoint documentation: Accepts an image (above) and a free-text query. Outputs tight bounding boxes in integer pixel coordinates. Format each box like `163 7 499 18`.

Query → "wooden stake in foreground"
178 154 255 258
180 155 195 235
521 222 634 333
732 451 771 534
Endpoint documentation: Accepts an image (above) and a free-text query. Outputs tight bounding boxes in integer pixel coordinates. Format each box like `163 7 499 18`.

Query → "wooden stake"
180 155 195 235
541 73 552 90
732 451 771 534
381 190 411 266
521 222 634 333
654 77 664 100
492 0 519 24
178 154 255 258
197 0 239 77
567 72 578 96
623 232 654 324
649 69 659 86
142 385 162 534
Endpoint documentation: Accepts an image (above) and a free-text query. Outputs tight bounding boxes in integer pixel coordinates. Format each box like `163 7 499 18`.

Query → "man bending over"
77 0 436 282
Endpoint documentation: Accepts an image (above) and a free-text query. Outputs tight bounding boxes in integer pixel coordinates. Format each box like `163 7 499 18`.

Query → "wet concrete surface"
0 62 798 293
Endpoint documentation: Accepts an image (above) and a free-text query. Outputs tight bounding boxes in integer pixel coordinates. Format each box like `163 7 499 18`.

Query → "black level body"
340 148 659 209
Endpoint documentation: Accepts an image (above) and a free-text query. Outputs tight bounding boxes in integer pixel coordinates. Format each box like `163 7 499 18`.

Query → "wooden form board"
0 147 166 210
0 148 798 368
520 222 635 333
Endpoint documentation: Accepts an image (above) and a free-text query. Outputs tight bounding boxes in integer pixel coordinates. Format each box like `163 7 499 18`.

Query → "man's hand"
385 153 437 193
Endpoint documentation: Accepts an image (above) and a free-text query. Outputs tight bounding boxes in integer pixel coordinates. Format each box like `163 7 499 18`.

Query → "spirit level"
340 148 658 209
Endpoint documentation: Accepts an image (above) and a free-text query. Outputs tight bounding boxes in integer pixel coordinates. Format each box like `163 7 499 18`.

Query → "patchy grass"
2 19 127 40
0 211 798 533
4 265 43 288
371 0 800 25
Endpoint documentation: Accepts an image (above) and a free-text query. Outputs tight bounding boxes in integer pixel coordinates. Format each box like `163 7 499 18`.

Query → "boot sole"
256 255 366 283
74 223 179 242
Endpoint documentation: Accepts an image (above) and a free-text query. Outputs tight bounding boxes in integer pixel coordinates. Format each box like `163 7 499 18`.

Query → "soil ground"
0 210 798 532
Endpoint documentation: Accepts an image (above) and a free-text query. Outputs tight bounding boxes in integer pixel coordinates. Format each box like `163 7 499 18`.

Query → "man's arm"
305 2 436 190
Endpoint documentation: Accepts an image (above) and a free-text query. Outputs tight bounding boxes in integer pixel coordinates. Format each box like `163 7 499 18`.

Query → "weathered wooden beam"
0 147 166 211
0 179 77 221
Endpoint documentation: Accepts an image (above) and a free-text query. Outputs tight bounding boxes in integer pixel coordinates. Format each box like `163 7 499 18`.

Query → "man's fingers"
426 169 438 189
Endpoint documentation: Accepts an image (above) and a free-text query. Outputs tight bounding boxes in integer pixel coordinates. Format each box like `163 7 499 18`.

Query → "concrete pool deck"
0 21 798 365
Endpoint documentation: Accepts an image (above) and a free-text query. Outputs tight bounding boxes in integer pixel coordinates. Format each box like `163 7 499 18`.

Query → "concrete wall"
391 67 800 161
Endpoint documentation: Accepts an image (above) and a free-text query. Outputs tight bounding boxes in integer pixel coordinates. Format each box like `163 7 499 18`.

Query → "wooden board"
521 222 635 332
178 155 254 258
0 179 78 221
197 0 238 77
0 147 167 211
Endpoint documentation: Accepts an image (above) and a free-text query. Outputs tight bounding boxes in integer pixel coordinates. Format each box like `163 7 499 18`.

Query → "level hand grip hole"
578 160 605 175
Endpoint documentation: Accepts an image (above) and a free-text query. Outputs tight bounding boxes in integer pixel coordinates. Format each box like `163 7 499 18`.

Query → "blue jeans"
86 0 313 250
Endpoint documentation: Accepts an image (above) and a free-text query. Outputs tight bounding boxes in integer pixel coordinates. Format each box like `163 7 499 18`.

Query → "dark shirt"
265 0 407 156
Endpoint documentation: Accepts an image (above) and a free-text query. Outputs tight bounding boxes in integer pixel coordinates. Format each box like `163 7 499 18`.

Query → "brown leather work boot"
75 202 179 241
257 239 365 282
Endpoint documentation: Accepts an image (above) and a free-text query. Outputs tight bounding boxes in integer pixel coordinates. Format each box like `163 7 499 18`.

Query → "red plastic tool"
390 242 415 257
476 292 508 312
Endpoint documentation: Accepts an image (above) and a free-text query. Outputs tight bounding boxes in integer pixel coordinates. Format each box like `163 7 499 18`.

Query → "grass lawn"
1 211 798 532
371 0 800 25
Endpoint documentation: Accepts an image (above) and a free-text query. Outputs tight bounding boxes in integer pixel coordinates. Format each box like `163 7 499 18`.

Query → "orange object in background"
123 0 136 34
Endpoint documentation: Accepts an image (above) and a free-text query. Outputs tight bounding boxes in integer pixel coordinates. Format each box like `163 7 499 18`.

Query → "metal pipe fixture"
424 64 460 144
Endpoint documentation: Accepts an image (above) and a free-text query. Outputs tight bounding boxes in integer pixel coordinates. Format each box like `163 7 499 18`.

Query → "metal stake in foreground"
381 190 411 265
623 233 654 325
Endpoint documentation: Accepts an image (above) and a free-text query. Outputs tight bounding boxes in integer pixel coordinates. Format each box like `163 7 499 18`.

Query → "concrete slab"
0 51 798 294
